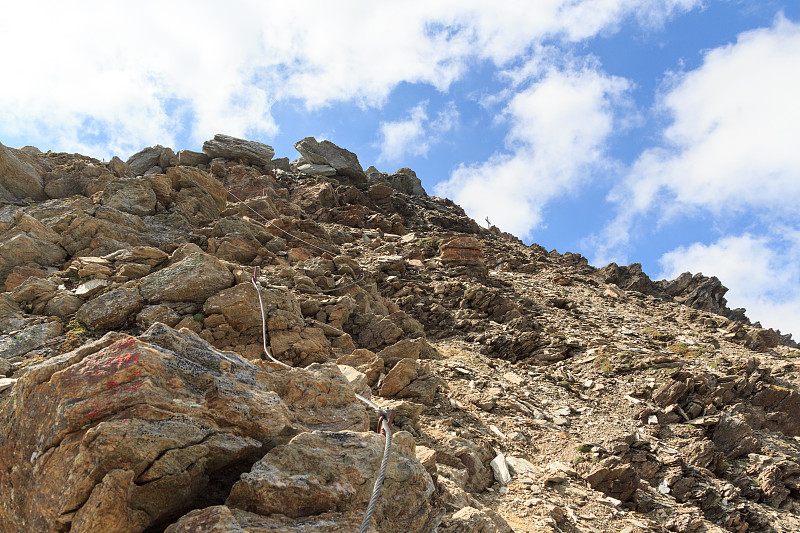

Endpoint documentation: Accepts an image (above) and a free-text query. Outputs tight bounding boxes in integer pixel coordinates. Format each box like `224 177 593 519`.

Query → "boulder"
439 236 484 267
583 457 639 502
226 430 436 532
77 287 145 330
202 134 275 166
377 338 430 368
177 149 211 166
138 250 234 304
712 412 759 459
298 163 337 176
165 506 363 532
100 178 158 216
0 142 46 201
108 156 133 178
167 166 228 223
387 168 427 197
294 137 366 183
127 145 168 175
0 320 62 361
0 325 303 533
0 212 67 287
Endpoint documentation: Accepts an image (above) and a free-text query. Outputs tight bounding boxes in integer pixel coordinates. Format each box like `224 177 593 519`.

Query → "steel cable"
250 266 394 531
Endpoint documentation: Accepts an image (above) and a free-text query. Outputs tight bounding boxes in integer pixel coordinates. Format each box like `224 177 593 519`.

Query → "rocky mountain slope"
1 135 799 533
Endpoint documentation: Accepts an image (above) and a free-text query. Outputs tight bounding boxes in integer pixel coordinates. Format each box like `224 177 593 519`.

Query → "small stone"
0 378 17 393
490 453 512 485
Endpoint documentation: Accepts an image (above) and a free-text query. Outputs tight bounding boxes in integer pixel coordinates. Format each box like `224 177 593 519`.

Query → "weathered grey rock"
712 412 760 459
76 287 145 330
0 142 46 201
108 156 133 178
138 250 234 303
0 320 62 360
504 456 537 478
297 162 337 176
74 279 110 299
0 294 29 334
583 457 639 502
127 144 168 175
226 430 436 532
202 134 274 166
387 168 427 197
135 304 181 328
100 178 158 216
0 212 67 286
176 149 211 166
294 137 366 181
270 157 290 172
159 147 178 169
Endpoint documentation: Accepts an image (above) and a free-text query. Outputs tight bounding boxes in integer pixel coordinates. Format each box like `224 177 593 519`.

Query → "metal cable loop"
359 417 392 533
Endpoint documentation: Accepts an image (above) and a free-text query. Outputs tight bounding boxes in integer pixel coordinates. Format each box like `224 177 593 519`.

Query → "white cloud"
595 16 800 263
658 231 800 337
0 0 699 159
377 101 458 163
436 67 630 239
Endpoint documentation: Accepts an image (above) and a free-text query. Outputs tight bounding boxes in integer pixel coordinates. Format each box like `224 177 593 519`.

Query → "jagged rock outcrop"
202 134 275 166
1 135 798 533
0 142 46 202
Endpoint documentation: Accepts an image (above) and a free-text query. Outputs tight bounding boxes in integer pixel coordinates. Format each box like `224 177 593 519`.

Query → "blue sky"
1 1 799 337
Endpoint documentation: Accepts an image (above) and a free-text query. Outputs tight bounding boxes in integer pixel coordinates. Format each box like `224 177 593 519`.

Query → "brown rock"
167 166 228 223
0 142 46 201
77 287 145 330
0 325 299 533
377 337 428 368
226 431 435 532
439 236 484 267
583 457 639 502
380 358 419 397
138 250 234 303
269 327 331 367
0 212 67 285
712 412 759 459
136 304 181 328
0 320 63 361
100 178 158 216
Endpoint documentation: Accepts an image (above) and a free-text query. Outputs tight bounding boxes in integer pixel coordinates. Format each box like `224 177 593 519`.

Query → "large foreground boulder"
0 324 374 533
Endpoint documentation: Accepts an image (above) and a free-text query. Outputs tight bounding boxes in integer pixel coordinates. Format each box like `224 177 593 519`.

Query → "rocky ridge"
1 135 799 532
